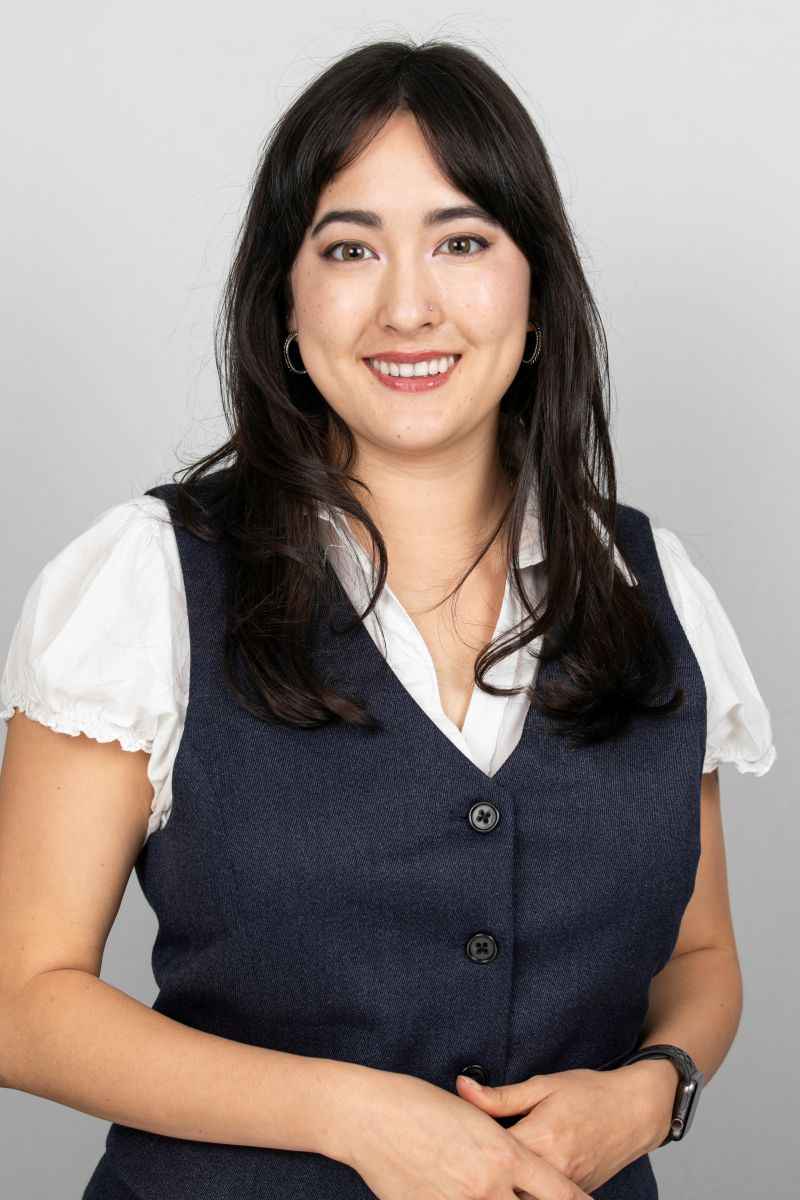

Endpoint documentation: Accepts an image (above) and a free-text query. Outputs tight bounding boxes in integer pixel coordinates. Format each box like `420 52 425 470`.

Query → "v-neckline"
321 557 558 789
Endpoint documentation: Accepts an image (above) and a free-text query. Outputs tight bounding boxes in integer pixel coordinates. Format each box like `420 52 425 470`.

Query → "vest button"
468 801 500 832
458 1063 490 1086
466 932 498 962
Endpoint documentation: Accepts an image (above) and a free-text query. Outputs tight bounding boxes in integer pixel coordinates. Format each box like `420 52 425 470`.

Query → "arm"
0 713 597 1200
616 767 744 1150
0 712 365 1160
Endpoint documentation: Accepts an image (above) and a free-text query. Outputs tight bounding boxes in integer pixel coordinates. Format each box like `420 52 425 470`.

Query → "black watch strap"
617 1043 704 1146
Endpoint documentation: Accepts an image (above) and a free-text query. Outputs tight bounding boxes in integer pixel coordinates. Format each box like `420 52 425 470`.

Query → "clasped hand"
455 1062 667 1196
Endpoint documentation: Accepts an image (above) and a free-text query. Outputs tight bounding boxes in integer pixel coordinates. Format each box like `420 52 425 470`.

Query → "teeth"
369 354 457 377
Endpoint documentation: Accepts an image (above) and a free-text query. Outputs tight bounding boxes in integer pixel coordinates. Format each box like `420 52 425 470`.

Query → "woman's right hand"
338 1068 593 1200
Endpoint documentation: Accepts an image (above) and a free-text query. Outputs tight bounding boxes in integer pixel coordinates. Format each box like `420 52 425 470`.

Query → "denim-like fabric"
83 469 706 1199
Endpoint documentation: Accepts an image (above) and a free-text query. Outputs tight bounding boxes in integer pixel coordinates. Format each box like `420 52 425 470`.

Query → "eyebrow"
309 204 502 239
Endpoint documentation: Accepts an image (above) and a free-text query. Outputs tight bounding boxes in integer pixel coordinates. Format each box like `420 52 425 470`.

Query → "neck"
339 460 514 587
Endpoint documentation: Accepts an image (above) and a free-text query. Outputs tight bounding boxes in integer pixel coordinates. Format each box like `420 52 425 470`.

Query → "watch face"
674 1071 704 1138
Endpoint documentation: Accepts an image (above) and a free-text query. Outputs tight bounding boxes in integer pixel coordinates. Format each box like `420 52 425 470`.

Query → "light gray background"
1 2 796 1197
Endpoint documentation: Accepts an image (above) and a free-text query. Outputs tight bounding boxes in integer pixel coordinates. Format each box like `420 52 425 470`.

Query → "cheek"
309 287 370 352
448 261 528 339
292 259 355 328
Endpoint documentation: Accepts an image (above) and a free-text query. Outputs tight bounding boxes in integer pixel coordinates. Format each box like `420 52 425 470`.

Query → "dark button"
466 932 498 962
458 1062 490 1086
468 801 500 832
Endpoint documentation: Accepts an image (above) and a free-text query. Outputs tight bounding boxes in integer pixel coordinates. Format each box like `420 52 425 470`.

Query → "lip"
363 354 461 392
364 350 460 363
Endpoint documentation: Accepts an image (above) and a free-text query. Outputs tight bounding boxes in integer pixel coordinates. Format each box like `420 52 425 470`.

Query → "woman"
0 38 775 1200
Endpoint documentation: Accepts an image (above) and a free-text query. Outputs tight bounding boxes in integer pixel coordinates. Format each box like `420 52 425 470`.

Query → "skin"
450 766 744 1194
284 109 744 1194
0 110 742 1200
285 109 539 735
286 108 536 597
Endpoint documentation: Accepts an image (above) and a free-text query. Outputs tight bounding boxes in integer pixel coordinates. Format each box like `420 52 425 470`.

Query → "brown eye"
439 235 488 256
322 242 376 262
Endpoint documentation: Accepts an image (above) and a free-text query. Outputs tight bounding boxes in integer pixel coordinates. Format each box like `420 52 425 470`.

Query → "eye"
320 234 490 263
437 234 489 256
320 241 377 263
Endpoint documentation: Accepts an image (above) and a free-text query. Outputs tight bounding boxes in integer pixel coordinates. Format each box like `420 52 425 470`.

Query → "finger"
456 1073 539 1117
516 1150 593 1200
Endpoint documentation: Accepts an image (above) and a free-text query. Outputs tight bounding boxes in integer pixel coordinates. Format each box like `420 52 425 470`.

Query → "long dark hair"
165 36 682 746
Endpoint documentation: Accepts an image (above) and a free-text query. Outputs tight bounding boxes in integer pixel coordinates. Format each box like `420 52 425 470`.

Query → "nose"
376 253 440 334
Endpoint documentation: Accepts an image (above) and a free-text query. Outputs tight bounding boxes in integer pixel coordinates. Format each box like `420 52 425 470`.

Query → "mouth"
363 353 461 392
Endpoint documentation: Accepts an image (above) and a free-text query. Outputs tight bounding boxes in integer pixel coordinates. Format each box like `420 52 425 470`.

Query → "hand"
339 1068 595 1200
455 1060 677 1195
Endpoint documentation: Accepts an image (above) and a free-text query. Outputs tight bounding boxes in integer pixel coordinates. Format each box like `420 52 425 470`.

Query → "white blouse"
1 492 777 848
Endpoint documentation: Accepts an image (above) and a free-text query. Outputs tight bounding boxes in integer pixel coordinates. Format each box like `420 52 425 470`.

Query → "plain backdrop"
1 2 796 1197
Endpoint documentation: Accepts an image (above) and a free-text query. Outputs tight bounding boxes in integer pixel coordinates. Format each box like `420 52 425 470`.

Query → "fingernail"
458 1074 482 1088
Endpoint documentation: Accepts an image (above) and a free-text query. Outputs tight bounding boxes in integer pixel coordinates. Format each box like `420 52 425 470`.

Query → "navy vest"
83 468 706 1199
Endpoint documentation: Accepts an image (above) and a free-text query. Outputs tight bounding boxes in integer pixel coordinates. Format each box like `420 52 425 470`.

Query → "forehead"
306 118 506 248
315 112 461 207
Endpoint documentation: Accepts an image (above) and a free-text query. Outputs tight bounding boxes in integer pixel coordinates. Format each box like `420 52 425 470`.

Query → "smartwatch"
616 1043 704 1146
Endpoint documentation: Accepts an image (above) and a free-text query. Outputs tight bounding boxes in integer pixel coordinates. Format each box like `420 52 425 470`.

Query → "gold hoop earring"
283 330 308 375
521 322 542 365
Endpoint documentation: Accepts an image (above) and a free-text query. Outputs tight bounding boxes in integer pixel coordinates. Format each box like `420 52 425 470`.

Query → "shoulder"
40 493 179 573
144 468 233 524
1 493 189 848
647 520 777 777
1 493 187 742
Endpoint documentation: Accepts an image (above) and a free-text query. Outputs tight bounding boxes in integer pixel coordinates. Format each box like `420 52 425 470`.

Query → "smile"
364 354 461 392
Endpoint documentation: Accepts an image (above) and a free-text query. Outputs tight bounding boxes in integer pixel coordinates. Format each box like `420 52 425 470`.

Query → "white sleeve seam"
1 696 153 753
703 742 777 776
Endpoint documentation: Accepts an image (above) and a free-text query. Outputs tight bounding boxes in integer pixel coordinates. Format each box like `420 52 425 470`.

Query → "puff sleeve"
652 525 777 776
1 495 187 846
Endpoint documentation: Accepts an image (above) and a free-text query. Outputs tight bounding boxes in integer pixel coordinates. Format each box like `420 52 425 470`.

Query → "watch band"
616 1043 704 1146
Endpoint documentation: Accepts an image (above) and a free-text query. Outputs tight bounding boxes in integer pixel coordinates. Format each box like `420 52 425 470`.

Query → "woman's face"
287 110 534 459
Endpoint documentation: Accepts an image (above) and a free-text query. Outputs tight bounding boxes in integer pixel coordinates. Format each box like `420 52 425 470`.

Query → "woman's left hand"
455 1061 674 1196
